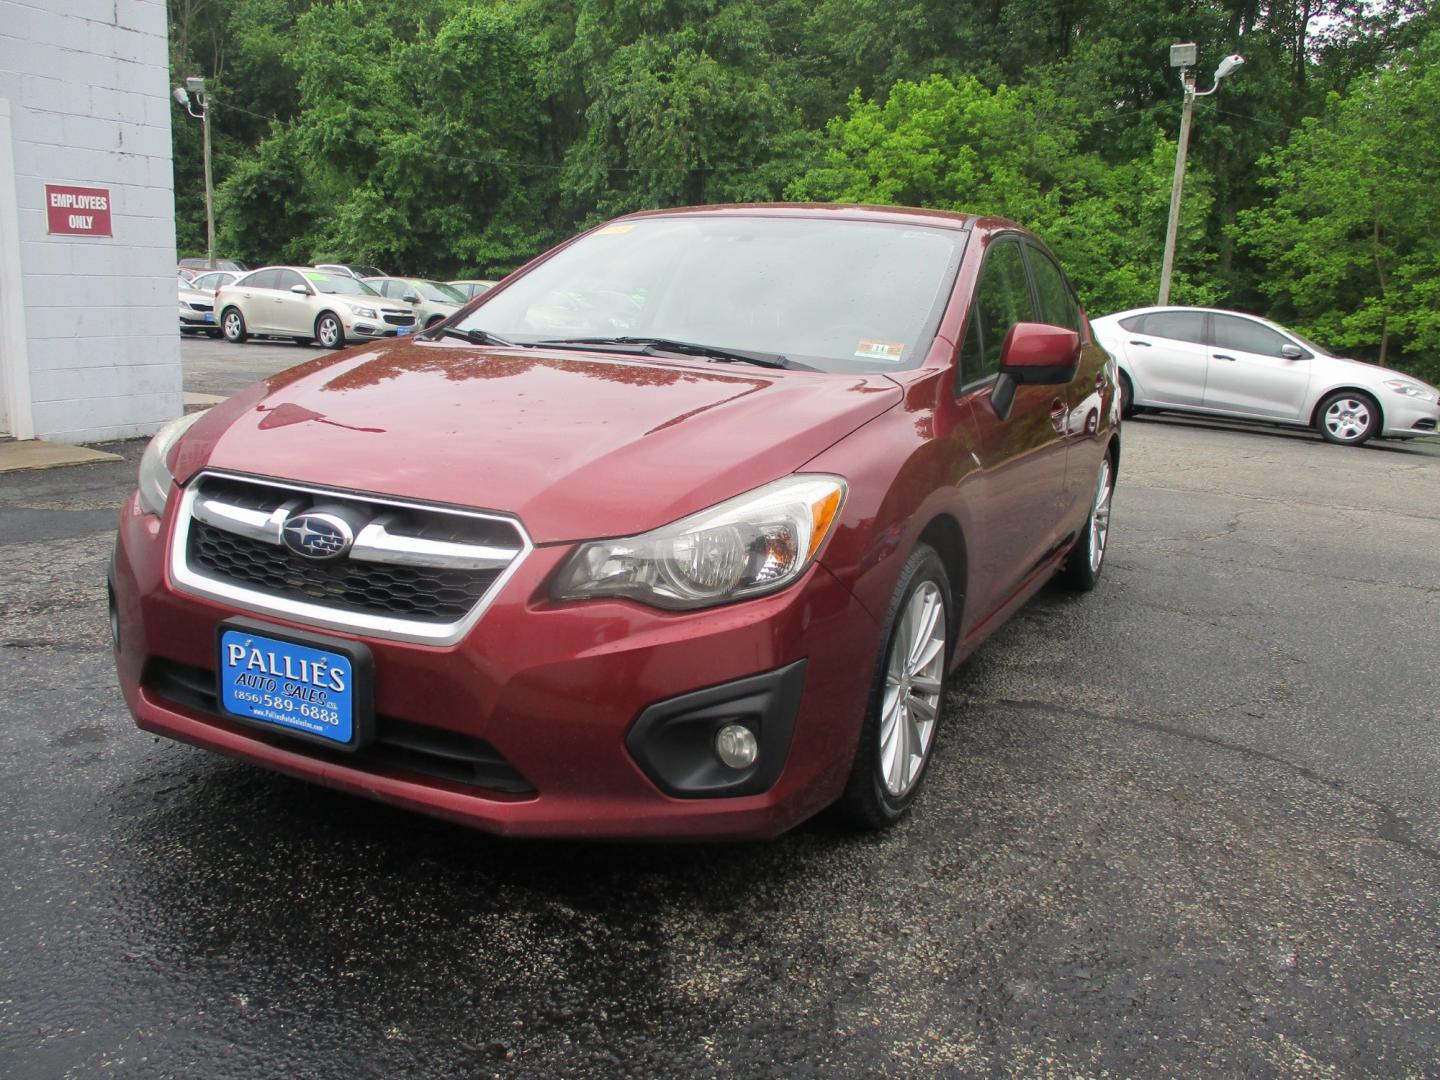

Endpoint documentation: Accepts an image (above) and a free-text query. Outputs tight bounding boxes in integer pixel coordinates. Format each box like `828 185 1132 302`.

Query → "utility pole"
1157 46 1244 305
174 77 216 269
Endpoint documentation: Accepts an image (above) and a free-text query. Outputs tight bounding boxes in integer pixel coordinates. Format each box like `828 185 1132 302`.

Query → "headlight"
348 304 378 319
137 411 205 516
1383 379 1439 403
554 475 847 611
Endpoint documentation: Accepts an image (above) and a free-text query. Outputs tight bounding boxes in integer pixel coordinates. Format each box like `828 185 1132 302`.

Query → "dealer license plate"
218 626 359 746
396 325 413 336
203 312 215 323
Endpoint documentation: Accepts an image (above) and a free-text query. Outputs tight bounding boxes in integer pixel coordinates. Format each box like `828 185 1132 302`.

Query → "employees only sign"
45 184 113 237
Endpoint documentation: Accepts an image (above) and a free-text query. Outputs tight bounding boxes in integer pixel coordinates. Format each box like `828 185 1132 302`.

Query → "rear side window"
1027 247 1079 331
1124 310 1207 345
1211 314 1299 357
959 239 1034 385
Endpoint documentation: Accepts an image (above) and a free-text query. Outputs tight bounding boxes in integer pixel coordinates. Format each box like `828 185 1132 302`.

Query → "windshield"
416 280 467 304
304 271 381 297
454 215 967 373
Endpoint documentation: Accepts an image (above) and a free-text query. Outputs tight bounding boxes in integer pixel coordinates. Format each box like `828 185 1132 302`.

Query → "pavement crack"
983 696 1440 867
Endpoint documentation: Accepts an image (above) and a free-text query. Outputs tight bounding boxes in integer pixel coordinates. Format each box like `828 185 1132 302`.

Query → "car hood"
1314 353 1439 394
173 341 903 543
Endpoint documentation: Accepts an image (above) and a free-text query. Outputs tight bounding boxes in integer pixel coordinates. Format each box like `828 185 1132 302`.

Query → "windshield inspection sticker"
855 339 905 362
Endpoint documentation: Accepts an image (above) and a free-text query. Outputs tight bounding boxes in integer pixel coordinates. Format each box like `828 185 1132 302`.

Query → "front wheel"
221 308 247 343
315 312 345 349
1059 453 1115 591
836 544 951 830
1316 391 1380 446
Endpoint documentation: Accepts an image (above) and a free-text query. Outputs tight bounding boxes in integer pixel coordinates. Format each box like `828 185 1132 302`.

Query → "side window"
1142 310 1207 345
377 280 399 299
275 269 306 293
244 269 279 290
1027 246 1079 331
1211 314 1297 357
959 239 1034 385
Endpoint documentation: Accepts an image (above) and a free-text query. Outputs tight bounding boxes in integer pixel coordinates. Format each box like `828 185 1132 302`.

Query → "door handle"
1213 353 1236 362
1128 340 1151 347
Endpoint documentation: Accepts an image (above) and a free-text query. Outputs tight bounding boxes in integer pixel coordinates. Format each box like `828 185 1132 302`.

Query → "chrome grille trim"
170 471 533 646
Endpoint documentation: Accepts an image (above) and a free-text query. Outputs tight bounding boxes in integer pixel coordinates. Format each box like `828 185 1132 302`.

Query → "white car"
363 276 469 330
216 266 417 348
178 270 238 337
313 262 386 281
1091 306 1440 446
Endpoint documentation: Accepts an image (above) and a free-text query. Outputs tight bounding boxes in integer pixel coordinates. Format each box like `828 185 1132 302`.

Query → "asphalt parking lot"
2 340 1438 1076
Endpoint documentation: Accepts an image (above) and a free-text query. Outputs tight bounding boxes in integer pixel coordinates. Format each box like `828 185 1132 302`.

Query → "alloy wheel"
1089 457 1113 573
319 317 340 348
879 581 946 798
1323 398 1371 442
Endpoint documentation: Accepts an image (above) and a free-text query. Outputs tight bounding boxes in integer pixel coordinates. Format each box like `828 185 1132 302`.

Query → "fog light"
714 724 758 770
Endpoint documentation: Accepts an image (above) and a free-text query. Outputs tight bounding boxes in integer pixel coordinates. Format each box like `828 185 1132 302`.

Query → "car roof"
609 202 990 234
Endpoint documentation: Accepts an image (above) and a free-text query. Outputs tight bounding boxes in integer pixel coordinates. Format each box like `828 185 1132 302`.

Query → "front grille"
175 473 529 641
190 521 497 621
383 313 416 326
145 658 535 794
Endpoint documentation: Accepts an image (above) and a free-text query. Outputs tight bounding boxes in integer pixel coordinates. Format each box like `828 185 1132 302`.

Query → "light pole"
173 76 215 270
1157 46 1244 305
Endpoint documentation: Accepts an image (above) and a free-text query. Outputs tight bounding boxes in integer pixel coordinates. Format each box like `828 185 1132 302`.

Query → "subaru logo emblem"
281 513 354 561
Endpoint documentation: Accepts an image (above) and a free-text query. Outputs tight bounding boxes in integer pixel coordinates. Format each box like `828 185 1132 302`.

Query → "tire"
221 308 248 343
836 543 952 829
1059 451 1115 591
1118 370 1137 419
315 312 345 349
1316 390 1380 446
425 314 445 328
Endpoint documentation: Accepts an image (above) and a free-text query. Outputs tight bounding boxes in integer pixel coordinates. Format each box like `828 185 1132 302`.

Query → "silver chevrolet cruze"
1091 306 1440 446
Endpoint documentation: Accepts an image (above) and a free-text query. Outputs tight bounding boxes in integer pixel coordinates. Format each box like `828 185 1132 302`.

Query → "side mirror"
1280 343 1306 360
290 284 310 296
999 323 1081 385
402 293 420 304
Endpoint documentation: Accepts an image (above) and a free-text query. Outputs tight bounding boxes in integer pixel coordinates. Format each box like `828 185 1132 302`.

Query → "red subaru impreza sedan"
110 205 1118 840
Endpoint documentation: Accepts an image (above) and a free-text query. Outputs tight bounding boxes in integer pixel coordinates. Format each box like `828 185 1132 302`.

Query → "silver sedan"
1091 306 1440 446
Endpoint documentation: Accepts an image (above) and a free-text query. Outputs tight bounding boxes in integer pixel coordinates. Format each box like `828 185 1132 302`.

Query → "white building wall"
0 0 181 443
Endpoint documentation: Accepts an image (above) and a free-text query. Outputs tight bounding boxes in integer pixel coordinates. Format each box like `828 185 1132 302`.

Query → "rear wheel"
221 308 247 343
315 312 345 349
837 544 951 829
425 314 445 328
1316 391 1380 446
1059 453 1115 591
1119 370 1137 419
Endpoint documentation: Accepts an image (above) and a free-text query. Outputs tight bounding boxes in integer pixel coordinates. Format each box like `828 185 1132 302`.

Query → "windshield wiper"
534 336 799 370
427 326 517 347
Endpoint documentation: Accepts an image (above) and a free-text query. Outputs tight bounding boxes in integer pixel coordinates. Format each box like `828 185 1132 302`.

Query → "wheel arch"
915 513 967 635
1309 385 1384 430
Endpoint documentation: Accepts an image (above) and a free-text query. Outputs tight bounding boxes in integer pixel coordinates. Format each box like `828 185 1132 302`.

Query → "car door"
950 235 1069 622
271 269 315 335
1202 313 1313 420
1025 242 1111 527
234 269 280 331
1118 309 1210 406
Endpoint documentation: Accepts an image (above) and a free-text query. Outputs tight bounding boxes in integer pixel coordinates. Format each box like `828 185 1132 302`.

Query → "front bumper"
111 492 879 840
1381 395 1440 438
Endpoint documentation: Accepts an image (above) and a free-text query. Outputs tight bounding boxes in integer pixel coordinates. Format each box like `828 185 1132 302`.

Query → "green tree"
786 74 1219 314
1238 31 1440 381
